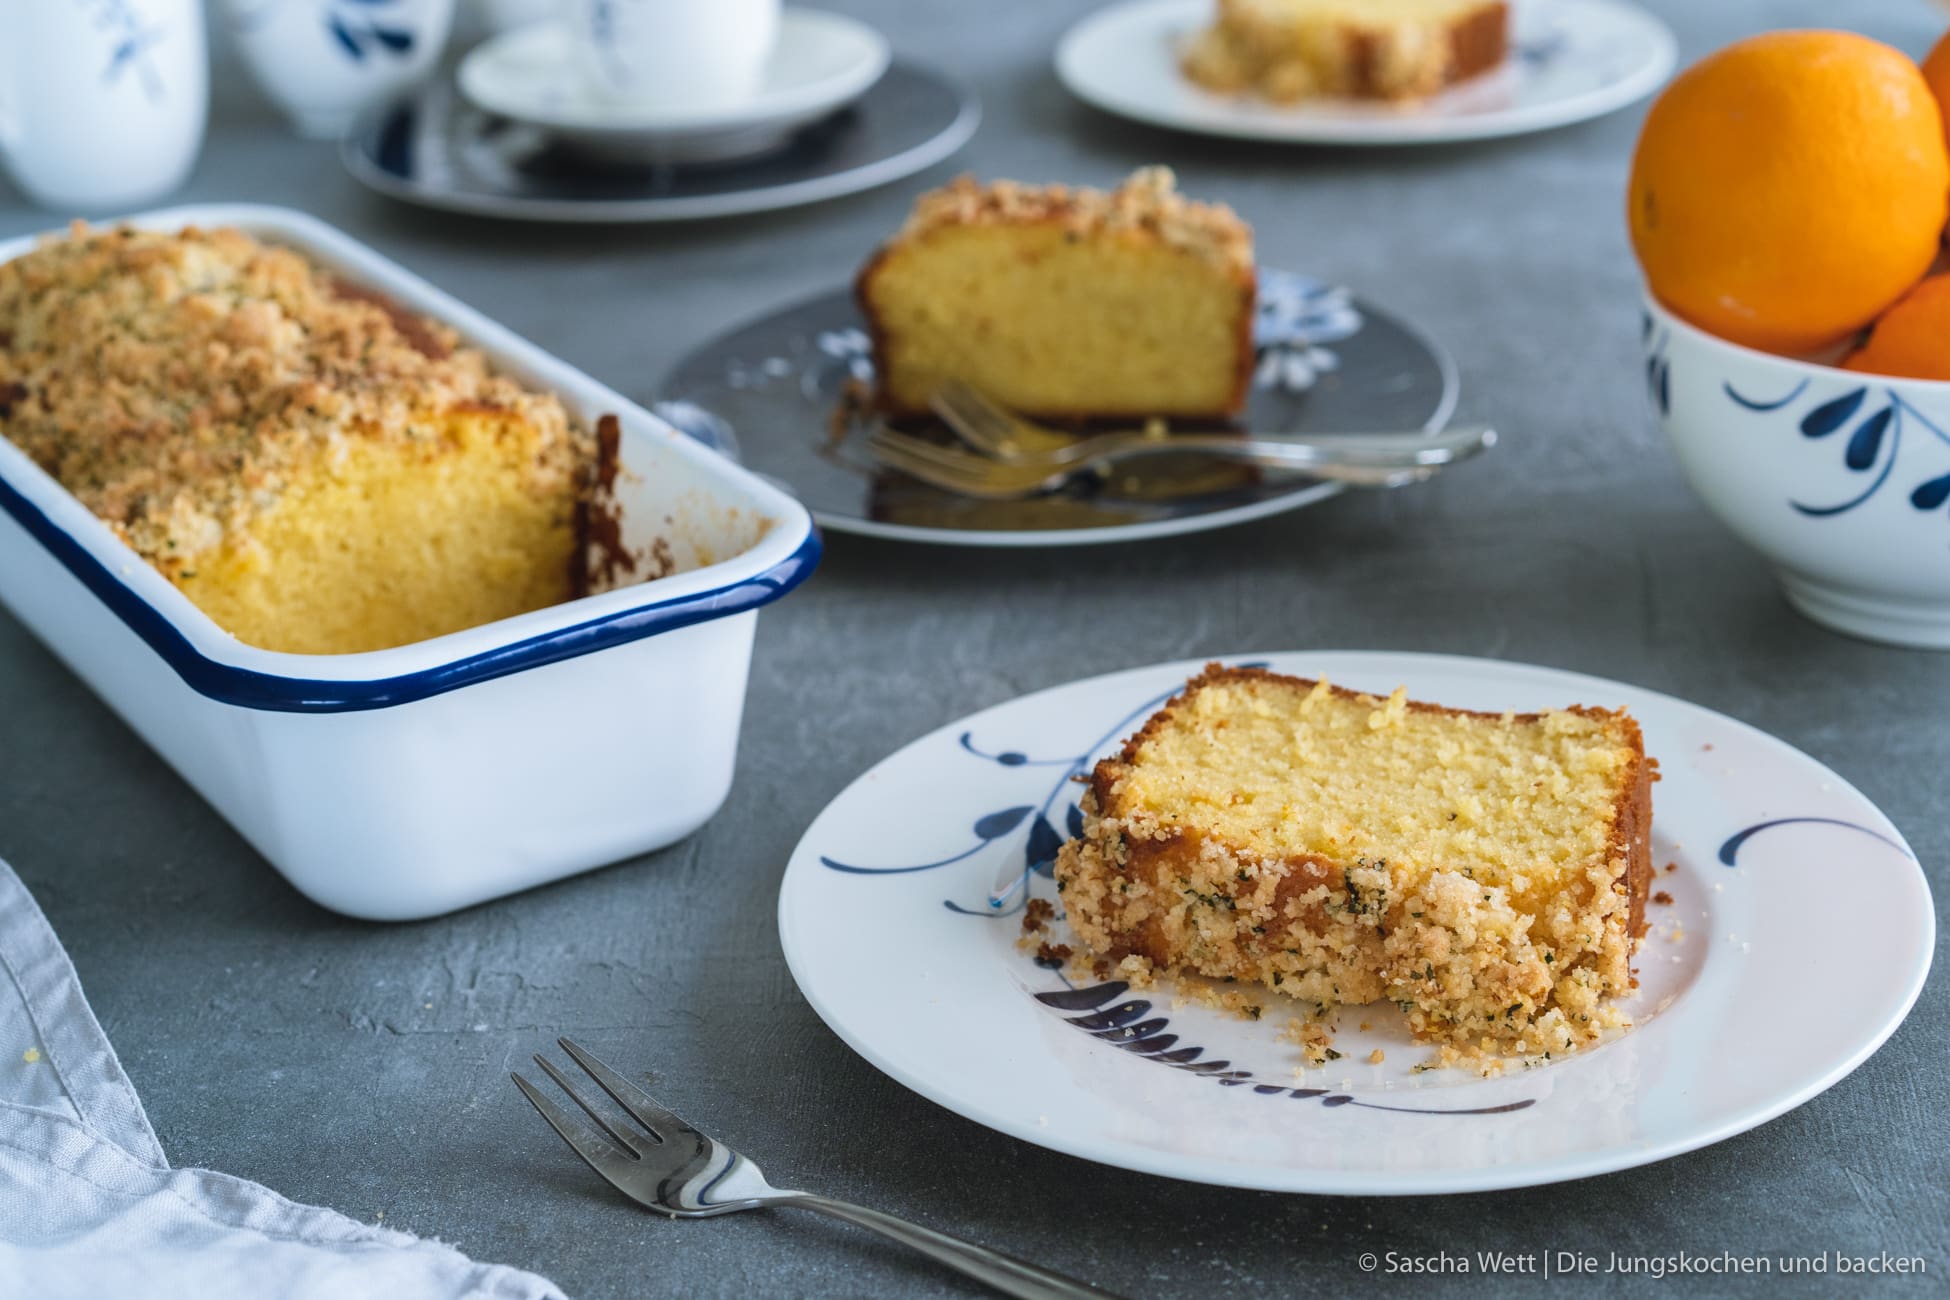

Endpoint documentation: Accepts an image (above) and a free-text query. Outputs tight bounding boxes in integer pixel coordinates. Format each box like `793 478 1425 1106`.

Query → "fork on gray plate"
927 377 1496 475
867 421 1490 499
514 1038 1123 1300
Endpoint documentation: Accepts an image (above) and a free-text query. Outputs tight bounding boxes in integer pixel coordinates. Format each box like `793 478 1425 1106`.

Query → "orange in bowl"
1922 29 1950 154
1628 30 1949 356
1844 275 1950 380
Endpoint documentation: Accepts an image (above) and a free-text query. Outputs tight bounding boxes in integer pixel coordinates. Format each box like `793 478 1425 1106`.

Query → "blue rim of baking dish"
0 469 821 714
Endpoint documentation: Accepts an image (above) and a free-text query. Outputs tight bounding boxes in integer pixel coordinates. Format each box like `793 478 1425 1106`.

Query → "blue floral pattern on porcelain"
1720 379 1950 521
89 0 171 102
230 0 419 63
1640 312 1670 417
325 0 416 61
1252 269 1363 393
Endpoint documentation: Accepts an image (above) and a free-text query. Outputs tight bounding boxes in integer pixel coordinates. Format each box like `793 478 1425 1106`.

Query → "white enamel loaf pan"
0 205 819 920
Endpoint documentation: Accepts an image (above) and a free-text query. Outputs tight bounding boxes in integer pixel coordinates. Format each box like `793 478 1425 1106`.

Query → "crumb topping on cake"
888 168 1253 274
0 222 589 573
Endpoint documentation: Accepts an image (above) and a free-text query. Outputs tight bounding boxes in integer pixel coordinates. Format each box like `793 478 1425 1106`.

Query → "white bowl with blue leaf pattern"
1643 290 1950 649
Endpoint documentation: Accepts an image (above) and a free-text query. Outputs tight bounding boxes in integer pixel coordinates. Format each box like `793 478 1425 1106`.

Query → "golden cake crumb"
1367 1048 1385 1065
1284 1018 1341 1066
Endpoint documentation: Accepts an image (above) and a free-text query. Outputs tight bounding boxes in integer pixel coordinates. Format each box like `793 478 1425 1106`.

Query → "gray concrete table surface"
3 0 1946 1295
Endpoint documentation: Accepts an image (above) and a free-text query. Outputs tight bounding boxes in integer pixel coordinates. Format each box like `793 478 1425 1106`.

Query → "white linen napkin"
0 859 564 1300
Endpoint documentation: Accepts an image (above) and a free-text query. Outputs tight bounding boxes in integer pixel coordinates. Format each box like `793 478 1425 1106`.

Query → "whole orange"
1628 30 1949 356
1844 274 1950 380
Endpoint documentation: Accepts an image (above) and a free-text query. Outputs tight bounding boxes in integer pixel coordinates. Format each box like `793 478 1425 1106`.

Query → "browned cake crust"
854 171 1258 421
1056 664 1652 1057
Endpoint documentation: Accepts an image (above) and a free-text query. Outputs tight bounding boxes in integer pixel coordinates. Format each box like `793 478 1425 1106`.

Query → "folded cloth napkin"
0 860 564 1300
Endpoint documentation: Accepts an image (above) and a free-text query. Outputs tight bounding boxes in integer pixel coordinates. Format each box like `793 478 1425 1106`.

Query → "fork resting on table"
515 1037 1123 1300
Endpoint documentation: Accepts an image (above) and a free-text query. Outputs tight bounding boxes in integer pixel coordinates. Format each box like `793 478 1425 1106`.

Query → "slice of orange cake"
1053 665 1652 1059
1182 0 1510 103
855 168 1257 420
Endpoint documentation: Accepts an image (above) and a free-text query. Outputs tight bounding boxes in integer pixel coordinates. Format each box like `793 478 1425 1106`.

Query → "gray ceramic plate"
341 61 978 223
659 270 1461 546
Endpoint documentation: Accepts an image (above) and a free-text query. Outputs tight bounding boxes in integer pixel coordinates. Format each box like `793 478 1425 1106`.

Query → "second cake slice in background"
855 168 1257 421
1182 0 1510 102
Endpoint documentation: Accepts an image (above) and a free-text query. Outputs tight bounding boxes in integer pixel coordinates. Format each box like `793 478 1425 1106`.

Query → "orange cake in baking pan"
0 222 596 655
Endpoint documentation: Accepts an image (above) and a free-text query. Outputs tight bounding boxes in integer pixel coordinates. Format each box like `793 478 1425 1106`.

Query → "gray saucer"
341 61 979 223
660 270 1462 547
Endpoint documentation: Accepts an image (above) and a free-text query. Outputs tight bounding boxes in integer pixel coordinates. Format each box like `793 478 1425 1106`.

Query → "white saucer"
779 652 1933 1194
1056 0 1676 146
458 9 890 162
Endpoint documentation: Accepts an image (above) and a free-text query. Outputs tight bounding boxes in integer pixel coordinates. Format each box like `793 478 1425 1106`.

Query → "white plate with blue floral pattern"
778 652 1933 1193
661 270 1459 546
1056 0 1675 147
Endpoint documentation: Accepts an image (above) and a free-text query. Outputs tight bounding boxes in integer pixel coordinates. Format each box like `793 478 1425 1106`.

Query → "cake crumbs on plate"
1652 890 1674 905
1367 1048 1385 1065
1283 1018 1341 1066
1035 942 1072 967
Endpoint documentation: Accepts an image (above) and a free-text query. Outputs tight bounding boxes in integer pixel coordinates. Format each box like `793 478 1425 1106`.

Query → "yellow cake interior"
865 224 1248 418
176 407 579 655
1122 675 1634 919
857 168 1256 420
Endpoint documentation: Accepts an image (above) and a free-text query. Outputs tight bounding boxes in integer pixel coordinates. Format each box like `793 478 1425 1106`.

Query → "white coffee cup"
222 0 456 139
562 0 781 110
0 0 208 212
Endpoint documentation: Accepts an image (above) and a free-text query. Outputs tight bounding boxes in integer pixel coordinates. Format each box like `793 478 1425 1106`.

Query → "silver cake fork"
514 1038 1122 1300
